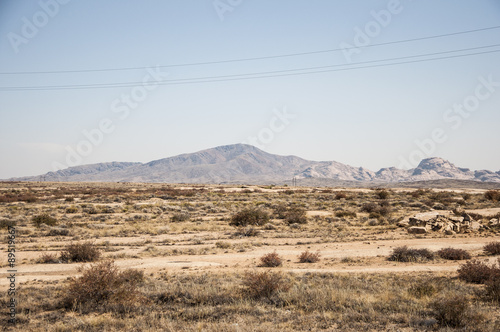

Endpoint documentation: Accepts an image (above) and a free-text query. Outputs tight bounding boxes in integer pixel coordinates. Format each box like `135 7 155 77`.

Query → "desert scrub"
298 250 321 263
229 207 269 227
437 247 471 260
60 241 101 263
457 259 495 284
242 270 290 299
32 213 58 227
431 295 481 328
259 251 283 267
284 206 307 224
388 246 434 262
483 241 500 256
62 260 145 312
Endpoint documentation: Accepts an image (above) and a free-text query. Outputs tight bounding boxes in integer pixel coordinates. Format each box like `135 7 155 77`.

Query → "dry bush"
484 190 500 202
431 295 472 328
37 253 60 264
170 212 190 222
334 191 347 200
232 226 259 237
242 271 290 299
437 247 471 260
298 250 320 263
407 281 437 298
0 218 16 229
375 189 390 199
272 203 288 219
32 214 57 227
457 259 493 284
60 242 101 263
483 241 500 256
229 208 269 227
334 210 357 218
285 207 307 224
215 241 231 249
388 246 434 262
259 251 283 267
485 268 500 302
62 260 145 312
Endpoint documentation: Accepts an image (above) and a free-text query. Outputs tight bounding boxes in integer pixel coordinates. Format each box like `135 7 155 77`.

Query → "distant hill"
7 144 500 185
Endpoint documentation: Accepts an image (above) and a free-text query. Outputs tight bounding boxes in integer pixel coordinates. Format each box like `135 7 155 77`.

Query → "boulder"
409 217 427 227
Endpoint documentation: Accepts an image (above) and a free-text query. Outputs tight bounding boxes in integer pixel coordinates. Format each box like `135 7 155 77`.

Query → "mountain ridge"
6 144 500 184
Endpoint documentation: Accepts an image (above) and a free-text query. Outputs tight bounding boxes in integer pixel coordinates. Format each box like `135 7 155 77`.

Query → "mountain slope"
6 144 500 184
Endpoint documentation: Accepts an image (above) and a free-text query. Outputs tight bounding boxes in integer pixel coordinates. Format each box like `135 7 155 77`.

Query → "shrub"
38 253 60 264
483 242 500 256
457 259 493 284
32 214 57 227
334 192 347 200
376 189 390 199
485 268 500 302
284 207 307 224
437 247 471 260
298 250 320 263
242 271 290 299
485 190 500 202
388 246 434 262
334 211 357 218
230 208 270 227
431 295 471 328
215 241 232 249
407 281 436 298
170 212 190 222
65 206 78 213
62 260 144 311
0 218 16 229
60 242 101 263
259 251 283 267
233 226 259 237
272 203 288 219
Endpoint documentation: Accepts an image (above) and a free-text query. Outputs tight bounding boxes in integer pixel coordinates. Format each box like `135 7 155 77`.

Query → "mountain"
6 144 500 184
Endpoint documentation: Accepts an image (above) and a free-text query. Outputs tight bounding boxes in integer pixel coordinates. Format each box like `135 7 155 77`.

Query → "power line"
1 25 499 75
1 44 499 91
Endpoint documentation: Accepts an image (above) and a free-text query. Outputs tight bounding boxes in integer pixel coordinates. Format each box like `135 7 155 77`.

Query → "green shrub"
230 208 269 227
32 214 57 227
388 246 434 262
242 271 289 299
259 251 283 267
437 247 471 260
60 242 101 263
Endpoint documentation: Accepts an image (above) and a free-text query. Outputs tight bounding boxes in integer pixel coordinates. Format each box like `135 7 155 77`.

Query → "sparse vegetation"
242 270 290 299
437 247 471 260
229 207 270 227
60 241 101 263
388 246 434 262
259 251 283 267
298 250 321 263
457 259 494 284
483 241 500 256
32 213 58 227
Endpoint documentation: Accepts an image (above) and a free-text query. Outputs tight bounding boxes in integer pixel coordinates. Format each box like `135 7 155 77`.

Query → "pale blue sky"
1 0 499 178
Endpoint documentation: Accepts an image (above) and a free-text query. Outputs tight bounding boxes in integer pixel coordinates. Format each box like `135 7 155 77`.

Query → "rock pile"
402 213 486 235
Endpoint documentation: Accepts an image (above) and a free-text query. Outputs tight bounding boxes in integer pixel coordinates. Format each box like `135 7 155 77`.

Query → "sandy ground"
2 236 498 290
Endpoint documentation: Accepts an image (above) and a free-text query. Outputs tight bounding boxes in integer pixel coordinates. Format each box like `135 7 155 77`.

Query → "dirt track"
2 235 499 290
